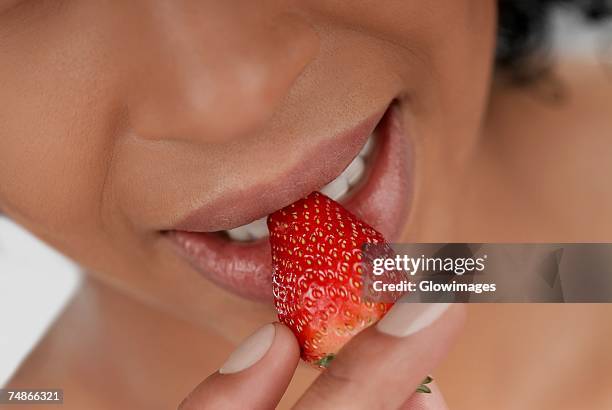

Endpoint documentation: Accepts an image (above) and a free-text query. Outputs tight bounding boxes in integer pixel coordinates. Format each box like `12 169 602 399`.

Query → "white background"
0 8 610 387
0 217 80 385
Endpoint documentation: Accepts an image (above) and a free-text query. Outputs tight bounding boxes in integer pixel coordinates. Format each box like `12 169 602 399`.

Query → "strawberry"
267 191 395 368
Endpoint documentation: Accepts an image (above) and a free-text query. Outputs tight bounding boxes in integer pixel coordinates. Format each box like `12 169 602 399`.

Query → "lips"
166 103 412 301
223 134 376 242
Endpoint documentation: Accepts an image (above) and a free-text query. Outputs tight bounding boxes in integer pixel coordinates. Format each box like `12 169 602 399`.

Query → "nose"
121 0 319 143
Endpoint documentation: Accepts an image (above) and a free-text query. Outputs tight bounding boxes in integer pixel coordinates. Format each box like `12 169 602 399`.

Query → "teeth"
225 134 376 242
360 136 375 158
226 216 267 242
225 225 252 242
343 156 365 186
320 174 349 199
247 217 268 238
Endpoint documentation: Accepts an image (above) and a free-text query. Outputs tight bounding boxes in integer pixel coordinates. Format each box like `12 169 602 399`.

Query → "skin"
2 0 612 408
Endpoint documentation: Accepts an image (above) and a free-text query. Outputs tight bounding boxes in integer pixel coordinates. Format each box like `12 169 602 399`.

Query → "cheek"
312 0 496 137
404 0 497 154
0 4 121 251
431 0 497 111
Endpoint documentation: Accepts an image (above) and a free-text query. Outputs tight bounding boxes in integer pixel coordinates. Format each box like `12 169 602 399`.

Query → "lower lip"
167 104 413 301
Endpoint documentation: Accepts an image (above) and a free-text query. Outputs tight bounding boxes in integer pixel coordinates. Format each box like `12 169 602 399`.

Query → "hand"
179 303 464 409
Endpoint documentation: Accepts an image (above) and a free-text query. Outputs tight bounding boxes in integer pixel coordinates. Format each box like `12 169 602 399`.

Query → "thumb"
179 323 300 410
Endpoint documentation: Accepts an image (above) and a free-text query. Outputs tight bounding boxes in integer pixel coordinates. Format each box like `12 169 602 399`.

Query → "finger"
402 380 449 410
178 323 300 410
294 303 465 409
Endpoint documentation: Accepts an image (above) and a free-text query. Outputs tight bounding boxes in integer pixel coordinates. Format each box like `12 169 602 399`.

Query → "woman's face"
0 1 495 324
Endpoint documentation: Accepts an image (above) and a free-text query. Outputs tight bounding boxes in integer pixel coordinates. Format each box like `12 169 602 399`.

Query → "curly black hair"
497 0 611 81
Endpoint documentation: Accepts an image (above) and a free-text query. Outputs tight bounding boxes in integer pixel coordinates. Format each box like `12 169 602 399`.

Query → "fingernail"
219 323 276 374
376 303 451 337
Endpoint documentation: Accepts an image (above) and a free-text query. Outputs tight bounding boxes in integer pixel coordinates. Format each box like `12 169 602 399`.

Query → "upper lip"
171 108 387 233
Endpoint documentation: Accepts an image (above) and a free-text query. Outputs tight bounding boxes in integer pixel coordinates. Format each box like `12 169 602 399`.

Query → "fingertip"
402 381 449 410
272 322 301 357
178 322 302 409
258 322 300 375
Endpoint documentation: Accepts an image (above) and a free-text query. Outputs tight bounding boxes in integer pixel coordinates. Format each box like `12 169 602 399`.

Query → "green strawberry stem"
317 355 432 394
315 354 336 368
416 375 433 394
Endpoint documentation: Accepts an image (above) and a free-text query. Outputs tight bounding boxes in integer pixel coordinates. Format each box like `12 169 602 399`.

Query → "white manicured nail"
376 303 451 337
219 324 275 374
